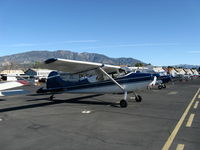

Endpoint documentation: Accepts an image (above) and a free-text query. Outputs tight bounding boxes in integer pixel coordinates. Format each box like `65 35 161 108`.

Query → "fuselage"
66 72 153 93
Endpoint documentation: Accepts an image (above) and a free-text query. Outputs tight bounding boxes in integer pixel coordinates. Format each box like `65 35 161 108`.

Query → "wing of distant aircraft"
38 58 153 108
0 79 29 97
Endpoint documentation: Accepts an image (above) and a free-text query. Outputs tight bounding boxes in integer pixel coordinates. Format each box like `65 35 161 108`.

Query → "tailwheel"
120 100 128 108
135 95 142 102
162 84 166 88
49 95 54 101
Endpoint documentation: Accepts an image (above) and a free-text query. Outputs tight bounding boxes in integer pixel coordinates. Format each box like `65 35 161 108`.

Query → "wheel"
162 84 166 88
135 95 142 102
158 85 163 90
120 100 128 108
49 95 54 100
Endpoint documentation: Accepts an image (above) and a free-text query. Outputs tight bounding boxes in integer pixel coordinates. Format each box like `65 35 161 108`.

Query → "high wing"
43 58 121 74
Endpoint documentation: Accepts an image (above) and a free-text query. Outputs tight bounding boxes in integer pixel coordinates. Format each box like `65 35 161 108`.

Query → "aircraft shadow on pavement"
0 99 6 101
0 94 119 113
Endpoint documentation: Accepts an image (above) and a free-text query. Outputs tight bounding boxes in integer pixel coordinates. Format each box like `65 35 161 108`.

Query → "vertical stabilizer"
47 71 65 89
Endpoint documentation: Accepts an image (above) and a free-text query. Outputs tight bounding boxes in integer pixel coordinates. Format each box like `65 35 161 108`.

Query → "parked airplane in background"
37 58 154 108
191 69 200 78
129 67 171 89
0 77 29 96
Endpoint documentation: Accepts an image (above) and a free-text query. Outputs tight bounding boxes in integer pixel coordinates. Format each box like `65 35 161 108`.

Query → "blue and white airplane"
131 68 171 89
37 58 154 108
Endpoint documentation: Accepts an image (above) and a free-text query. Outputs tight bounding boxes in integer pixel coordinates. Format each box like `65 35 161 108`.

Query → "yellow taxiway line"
162 88 200 150
193 101 199 109
186 113 195 127
176 144 185 150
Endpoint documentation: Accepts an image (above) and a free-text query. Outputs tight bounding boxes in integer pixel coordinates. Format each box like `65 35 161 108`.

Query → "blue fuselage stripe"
65 76 152 91
46 72 153 93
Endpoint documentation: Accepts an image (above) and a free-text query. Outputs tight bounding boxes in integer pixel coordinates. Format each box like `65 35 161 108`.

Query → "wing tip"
17 80 30 85
45 58 58 64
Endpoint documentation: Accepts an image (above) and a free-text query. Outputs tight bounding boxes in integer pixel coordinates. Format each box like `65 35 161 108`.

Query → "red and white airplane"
0 77 30 97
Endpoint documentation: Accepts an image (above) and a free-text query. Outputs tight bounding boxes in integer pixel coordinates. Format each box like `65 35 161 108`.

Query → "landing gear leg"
162 84 166 88
120 91 128 108
98 67 128 108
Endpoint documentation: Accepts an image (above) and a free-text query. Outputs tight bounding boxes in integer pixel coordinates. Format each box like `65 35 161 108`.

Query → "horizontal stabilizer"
0 89 29 97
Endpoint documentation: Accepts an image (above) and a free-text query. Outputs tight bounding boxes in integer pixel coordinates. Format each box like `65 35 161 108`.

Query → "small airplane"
130 67 171 89
151 73 171 89
37 58 154 108
0 77 30 97
172 68 192 81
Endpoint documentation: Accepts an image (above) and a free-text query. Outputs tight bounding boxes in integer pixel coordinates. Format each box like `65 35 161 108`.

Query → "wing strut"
98 67 125 92
99 67 129 108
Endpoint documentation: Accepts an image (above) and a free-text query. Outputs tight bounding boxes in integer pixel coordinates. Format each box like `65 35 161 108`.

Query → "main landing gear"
119 92 142 108
98 67 142 108
120 99 128 108
120 91 128 108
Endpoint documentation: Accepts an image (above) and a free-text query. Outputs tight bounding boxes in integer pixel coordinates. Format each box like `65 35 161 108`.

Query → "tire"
135 95 142 102
120 100 128 108
49 95 54 100
158 85 163 90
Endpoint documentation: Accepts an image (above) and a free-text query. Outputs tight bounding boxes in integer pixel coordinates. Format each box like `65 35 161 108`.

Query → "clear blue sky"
0 0 200 66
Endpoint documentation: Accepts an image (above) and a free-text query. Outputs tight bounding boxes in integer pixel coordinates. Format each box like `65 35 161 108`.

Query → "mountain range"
0 50 144 70
171 64 200 69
